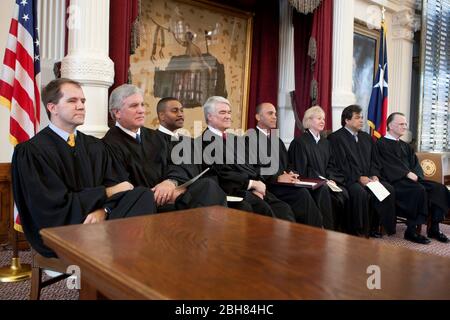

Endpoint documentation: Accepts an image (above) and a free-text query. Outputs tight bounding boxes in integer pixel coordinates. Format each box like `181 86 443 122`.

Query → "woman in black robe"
288 106 349 231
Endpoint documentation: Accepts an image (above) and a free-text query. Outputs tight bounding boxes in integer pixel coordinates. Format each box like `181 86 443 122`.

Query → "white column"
278 0 295 148
332 0 356 131
390 9 415 121
38 0 66 129
61 0 114 138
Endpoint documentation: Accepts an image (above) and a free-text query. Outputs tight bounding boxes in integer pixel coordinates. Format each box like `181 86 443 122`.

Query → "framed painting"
352 21 380 133
130 0 253 134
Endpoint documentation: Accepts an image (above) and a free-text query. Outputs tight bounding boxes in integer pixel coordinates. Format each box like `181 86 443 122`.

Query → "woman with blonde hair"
288 106 349 231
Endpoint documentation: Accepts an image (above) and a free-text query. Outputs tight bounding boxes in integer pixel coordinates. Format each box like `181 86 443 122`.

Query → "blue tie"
136 133 141 144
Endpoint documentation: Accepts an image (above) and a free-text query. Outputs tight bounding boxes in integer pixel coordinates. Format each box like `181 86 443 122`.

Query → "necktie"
136 133 141 144
67 133 75 147
222 132 227 141
354 133 358 143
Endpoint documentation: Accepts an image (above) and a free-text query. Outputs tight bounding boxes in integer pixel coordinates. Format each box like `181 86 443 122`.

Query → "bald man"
252 102 331 229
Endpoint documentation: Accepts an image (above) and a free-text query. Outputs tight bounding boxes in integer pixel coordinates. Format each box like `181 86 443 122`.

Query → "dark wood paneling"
0 162 28 249
0 163 12 244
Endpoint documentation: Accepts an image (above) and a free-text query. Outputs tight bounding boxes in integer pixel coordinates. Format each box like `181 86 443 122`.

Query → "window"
353 22 380 133
418 0 450 151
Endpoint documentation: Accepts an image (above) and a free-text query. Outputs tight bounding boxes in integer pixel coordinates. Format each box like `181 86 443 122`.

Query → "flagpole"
0 230 32 282
0 190 33 285
0 195 31 282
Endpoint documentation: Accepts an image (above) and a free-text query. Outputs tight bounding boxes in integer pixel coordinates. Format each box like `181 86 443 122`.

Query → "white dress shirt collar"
256 126 269 136
385 132 400 141
207 125 225 137
344 126 358 137
48 123 76 142
308 129 321 144
115 122 141 139
158 125 178 138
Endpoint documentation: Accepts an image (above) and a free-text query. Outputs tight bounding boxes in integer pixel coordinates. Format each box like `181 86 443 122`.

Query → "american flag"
0 0 41 232
367 21 388 139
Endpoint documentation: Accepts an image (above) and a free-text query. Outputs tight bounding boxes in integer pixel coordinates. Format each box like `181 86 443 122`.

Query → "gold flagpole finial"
381 6 386 23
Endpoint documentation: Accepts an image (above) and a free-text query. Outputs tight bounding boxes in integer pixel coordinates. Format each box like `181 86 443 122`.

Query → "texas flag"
367 21 388 139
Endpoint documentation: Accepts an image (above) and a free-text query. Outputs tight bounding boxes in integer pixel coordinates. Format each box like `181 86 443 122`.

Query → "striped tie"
67 133 75 147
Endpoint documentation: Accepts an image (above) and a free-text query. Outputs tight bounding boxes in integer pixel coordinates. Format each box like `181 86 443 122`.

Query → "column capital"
61 55 114 87
62 0 112 138
392 9 418 41
388 0 416 10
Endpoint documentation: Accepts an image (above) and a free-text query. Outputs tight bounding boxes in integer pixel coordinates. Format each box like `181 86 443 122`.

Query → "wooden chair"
416 152 447 184
415 152 450 230
31 249 70 300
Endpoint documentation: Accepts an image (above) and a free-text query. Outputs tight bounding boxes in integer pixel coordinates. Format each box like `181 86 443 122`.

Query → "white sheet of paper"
294 181 317 187
366 181 390 202
226 196 244 202
176 168 210 190
326 181 343 192
318 175 342 192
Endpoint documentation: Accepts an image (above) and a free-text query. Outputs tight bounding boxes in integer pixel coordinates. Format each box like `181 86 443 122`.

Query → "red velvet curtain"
109 0 138 90
293 0 333 135
247 0 279 130
293 11 313 135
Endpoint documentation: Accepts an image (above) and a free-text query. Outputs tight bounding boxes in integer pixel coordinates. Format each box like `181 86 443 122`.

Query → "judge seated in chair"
103 85 227 211
288 105 349 231
252 102 331 229
197 96 295 221
376 112 449 244
11 78 156 258
327 105 396 238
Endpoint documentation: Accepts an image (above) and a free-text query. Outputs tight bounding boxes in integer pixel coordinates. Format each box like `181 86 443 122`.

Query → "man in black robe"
252 102 328 228
328 105 396 237
288 106 349 231
103 85 226 211
377 112 449 243
198 96 295 221
154 97 202 181
12 78 156 257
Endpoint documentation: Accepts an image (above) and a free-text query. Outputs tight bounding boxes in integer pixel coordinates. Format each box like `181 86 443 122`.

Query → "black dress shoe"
404 232 431 244
369 231 383 238
427 232 449 243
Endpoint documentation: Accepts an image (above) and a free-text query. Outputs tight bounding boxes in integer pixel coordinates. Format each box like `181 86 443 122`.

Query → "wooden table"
40 206 450 300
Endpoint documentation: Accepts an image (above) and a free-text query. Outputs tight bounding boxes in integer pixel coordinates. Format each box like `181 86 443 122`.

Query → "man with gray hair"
103 84 227 212
198 96 295 221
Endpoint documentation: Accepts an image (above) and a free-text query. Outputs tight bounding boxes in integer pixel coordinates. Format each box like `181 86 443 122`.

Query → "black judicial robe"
288 130 349 230
154 130 203 182
328 127 396 235
103 126 227 209
251 129 327 228
198 128 295 221
12 127 156 257
377 137 450 224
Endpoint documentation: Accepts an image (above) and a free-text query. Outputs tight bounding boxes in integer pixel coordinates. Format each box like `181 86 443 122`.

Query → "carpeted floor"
0 223 448 300
374 222 450 258
0 248 79 300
